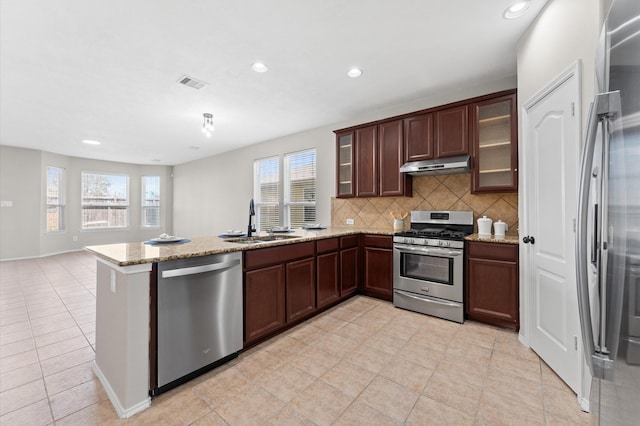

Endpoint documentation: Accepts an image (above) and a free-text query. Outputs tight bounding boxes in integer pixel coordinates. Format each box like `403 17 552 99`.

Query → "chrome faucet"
247 199 256 237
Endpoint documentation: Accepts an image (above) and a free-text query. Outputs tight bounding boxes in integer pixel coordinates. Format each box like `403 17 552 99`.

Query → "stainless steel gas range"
393 210 474 323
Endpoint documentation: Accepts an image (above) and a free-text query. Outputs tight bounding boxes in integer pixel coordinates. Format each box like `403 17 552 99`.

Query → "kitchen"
1 0 638 424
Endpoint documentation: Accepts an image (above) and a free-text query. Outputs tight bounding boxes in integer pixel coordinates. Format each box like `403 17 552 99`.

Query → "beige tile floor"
0 251 591 425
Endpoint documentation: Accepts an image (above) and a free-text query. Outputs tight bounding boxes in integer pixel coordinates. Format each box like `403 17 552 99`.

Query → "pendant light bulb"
202 113 214 137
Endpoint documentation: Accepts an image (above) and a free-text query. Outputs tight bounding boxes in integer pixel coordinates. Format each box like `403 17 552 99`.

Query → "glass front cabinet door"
470 92 518 193
336 131 355 198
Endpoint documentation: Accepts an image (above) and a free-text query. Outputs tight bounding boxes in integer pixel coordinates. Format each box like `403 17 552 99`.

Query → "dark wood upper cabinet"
404 113 434 162
355 125 378 197
435 105 469 158
336 131 355 198
379 120 411 197
470 92 518 193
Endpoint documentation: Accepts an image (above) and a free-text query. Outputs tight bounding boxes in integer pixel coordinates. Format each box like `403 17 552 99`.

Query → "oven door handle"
394 289 461 307
393 244 462 257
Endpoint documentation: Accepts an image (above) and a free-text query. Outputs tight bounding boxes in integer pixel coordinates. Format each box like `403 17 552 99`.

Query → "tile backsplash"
331 174 519 236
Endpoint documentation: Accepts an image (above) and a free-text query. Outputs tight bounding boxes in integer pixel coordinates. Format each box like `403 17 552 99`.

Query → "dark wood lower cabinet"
244 264 285 344
340 235 360 297
286 257 316 322
465 241 519 330
317 251 340 308
362 235 393 301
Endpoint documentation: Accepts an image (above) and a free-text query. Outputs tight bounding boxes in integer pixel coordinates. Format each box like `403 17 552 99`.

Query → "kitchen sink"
224 235 302 245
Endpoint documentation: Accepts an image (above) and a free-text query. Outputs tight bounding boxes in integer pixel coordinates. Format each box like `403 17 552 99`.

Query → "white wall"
0 145 174 260
0 145 41 259
517 0 606 132
173 76 517 237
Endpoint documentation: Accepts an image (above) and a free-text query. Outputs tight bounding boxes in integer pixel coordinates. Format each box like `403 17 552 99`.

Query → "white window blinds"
253 156 280 231
285 149 316 228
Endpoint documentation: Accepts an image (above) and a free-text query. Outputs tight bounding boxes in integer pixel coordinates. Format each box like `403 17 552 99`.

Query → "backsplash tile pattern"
331 174 519 236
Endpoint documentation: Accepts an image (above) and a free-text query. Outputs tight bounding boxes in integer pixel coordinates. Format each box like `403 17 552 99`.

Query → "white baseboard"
578 394 590 412
0 248 83 262
92 361 151 419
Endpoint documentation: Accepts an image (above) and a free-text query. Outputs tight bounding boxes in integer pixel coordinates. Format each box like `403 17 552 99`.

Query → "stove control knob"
439 240 451 247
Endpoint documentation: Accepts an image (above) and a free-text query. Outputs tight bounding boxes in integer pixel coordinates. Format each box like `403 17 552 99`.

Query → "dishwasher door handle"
161 259 241 279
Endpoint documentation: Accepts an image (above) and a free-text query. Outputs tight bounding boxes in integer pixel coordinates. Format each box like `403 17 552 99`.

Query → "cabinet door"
245 265 285 345
355 125 378 197
340 247 359 297
379 120 411 196
336 131 355 198
435 105 469 158
362 246 393 301
466 257 518 329
286 257 316 323
404 113 434 162
470 92 518 193
317 251 340 308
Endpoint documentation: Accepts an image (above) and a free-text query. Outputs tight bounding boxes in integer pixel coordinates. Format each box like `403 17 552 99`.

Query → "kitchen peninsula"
84 226 392 418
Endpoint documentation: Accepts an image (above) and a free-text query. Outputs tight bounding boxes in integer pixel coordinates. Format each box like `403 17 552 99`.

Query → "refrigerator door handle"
576 91 621 380
577 100 599 378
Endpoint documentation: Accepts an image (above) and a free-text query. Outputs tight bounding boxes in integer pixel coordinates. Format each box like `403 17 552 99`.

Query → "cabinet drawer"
316 237 339 254
245 241 315 270
363 234 393 249
467 241 518 261
340 235 359 249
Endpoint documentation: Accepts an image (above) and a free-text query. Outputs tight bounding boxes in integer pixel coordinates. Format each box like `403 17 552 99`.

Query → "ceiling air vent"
177 75 208 90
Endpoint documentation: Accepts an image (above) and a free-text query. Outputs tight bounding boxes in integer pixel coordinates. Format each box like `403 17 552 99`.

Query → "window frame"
253 148 317 231
284 149 316 228
253 156 281 231
80 171 130 230
46 166 66 233
141 175 161 229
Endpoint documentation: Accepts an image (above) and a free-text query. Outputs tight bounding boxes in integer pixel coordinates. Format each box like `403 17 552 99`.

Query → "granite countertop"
465 233 520 245
85 226 393 267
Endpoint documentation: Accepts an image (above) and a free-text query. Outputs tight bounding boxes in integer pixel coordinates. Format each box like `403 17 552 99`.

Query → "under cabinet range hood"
400 155 471 176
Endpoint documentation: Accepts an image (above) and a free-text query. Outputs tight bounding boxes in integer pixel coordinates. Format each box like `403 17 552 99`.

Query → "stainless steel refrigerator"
576 0 640 424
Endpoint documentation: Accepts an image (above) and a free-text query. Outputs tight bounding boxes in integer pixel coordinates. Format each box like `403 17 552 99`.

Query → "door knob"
523 236 535 244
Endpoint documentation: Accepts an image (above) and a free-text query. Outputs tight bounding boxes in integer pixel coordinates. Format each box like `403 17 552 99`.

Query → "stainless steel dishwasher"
152 251 242 395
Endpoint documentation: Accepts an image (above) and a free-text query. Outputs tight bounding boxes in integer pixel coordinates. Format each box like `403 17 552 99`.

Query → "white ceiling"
0 0 547 166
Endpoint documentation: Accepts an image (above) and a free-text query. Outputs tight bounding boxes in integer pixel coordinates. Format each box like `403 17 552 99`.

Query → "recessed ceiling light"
82 139 101 145
252 62 269 73
347 67 363 78
504 1 530 19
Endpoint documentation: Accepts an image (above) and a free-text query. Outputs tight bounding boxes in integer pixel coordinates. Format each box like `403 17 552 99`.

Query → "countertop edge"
84 227 393 267
464 234 520 245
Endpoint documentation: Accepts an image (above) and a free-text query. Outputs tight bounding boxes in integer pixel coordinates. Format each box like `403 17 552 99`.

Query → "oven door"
393 243 463 302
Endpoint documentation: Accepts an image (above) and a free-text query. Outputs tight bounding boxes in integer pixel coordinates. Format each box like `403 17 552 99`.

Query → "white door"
522 65 581 392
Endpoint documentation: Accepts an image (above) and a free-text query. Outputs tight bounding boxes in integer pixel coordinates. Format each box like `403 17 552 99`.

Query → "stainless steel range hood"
400 155 470 176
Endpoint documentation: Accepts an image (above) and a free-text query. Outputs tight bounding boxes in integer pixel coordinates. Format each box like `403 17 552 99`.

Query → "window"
81 172 129 229
253 149 316 231
142 176 160 228
254 156 280 231
46 166 65 232
285 149 316 228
